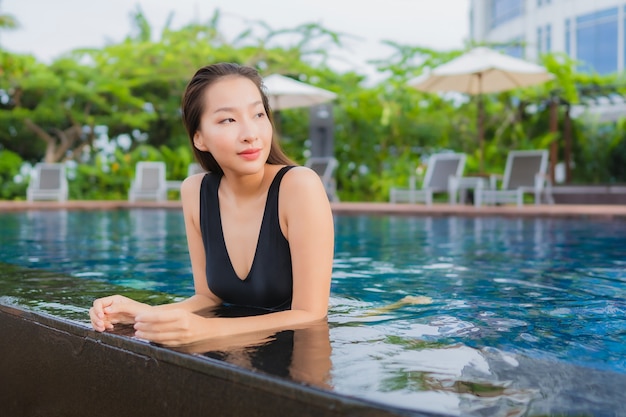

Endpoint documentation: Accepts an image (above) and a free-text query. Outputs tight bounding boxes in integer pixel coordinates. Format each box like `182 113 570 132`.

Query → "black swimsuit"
199 166 294 310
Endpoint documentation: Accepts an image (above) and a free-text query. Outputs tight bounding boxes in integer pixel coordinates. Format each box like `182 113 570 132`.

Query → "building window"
576 7 618 74
537 24 551 55
470 6 474 43
499 38 524 58
622 6 626 71
491 0 524 28
565 19 571 56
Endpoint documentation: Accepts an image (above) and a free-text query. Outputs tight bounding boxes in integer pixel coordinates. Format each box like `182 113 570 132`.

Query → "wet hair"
181 62 295 174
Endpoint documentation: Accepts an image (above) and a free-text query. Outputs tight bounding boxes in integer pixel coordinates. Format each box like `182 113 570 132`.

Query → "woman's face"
193 75 273 175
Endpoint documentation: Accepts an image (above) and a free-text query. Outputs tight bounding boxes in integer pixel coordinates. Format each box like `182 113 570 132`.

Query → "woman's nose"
239 119 258 142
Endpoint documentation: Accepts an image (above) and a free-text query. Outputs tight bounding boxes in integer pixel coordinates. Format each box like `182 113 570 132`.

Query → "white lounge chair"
128 161 167 202
305 156 339 202
389 153 466 205
27 163 69 202
475 150 552 207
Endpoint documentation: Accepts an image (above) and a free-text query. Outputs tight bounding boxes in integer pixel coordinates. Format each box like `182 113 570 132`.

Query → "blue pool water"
1 209 625 416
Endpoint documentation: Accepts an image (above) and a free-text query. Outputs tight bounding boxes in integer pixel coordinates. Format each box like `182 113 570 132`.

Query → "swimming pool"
1 209 625 416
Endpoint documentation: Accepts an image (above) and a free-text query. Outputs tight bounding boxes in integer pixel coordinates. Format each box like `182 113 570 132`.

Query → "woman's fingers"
135 310 182 329
134 310 192 345
90 295 143 331
91 305 201 346
89 306 113 332
105 299 142 317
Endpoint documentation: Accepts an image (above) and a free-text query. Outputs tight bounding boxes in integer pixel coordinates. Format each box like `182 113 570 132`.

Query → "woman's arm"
90 173 220 332
132 167 334 346
280 166 334 320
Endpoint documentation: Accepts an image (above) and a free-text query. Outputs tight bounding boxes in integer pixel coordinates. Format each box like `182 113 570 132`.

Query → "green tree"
0 50 153 163
2 6 626 202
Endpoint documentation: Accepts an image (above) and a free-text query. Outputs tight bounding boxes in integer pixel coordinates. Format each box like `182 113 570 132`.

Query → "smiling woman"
89 62 335 347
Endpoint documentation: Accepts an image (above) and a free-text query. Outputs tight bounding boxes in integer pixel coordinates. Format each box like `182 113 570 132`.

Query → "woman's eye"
255 112 265 119
220 118 235 124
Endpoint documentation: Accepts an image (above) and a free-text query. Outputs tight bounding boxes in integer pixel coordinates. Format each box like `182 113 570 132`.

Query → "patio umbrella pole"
477 73 485 173
273 109 282 137
549 97 559 184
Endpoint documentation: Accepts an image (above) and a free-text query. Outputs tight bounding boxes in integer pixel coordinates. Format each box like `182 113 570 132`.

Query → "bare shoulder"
180 173 206 207
181 172 206 191
279 166 329 213
278 166 333 242
281 166 325 193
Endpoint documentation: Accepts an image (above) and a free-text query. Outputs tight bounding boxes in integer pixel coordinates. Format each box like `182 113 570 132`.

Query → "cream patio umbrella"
263 74 337 111
409 47 553 172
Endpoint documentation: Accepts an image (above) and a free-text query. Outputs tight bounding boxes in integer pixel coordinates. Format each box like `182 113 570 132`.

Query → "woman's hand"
89 295 151 332
133 309 211 347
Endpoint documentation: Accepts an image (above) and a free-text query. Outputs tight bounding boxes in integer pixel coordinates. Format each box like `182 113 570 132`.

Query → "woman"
89 63 335 347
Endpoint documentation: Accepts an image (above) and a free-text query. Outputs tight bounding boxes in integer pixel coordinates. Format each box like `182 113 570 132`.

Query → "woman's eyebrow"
213 101 263 114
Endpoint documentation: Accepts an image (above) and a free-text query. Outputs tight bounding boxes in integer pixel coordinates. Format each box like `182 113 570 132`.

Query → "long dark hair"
181 62 295 174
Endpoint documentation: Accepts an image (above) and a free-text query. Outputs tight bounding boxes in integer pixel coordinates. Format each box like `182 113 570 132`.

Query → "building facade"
470 0 626 75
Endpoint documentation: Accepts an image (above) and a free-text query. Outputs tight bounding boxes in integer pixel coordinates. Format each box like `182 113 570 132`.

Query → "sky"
0 0 470 81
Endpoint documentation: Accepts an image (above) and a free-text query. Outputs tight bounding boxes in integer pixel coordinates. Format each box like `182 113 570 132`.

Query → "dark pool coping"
0 302 441 417
1 200 626 219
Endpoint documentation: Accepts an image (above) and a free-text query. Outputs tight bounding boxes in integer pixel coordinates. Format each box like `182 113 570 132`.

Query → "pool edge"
1 200 626 219
0 302 440 417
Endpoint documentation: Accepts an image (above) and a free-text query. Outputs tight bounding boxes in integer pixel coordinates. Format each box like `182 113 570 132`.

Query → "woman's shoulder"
181 171 207 190
180 171 213 204
282 165 323 186
283 164 320 178
279 165 328 201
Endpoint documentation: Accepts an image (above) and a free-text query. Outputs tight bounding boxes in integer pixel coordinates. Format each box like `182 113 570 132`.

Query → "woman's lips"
238 148 262 160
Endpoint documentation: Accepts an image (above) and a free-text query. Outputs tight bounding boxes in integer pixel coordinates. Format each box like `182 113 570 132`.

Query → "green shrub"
0 150 28 200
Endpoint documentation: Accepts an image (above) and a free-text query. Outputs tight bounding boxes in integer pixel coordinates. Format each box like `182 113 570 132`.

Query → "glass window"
565 19 571 56
576 7 618 74
491 0 524 28
537 26 543 55
498 38 525 58
622 6 626 68
546 24 552 53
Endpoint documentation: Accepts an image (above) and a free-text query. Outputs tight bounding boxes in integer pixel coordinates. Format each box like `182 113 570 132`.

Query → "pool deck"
1 200 625 219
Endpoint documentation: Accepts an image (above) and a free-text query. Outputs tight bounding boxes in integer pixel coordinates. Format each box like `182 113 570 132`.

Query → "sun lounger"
390 153 466 205
128 161 168 202
27 163 69 202
475 150 552 207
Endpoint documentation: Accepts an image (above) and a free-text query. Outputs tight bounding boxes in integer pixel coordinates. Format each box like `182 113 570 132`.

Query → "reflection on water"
1 210 626 416
105 304 334 391
0 209 192 294
332 215 626 373
171 306 333 390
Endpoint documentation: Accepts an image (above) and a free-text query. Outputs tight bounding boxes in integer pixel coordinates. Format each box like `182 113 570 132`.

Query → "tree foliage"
0 8 625 202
